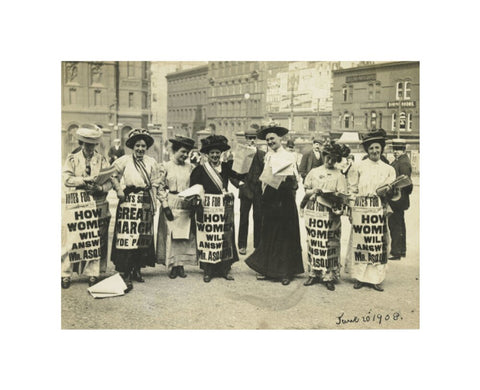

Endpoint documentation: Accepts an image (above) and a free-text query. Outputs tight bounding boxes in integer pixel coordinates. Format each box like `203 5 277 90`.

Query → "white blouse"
348 158 396 196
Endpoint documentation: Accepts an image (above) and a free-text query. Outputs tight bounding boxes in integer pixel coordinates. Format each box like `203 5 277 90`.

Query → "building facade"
166 64 209 142
204 61 268 145
61 61 160 162
331 61 420 147
151 61 207 132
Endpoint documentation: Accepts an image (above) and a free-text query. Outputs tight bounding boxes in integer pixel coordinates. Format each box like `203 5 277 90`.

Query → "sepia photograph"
61 60 420 329
5 2 480 390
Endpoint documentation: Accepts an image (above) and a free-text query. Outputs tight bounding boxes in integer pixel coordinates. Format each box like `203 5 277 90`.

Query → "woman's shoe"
203 273 212 283
61 277 71 289
168 267 178 279
88 276 98 287
132 269 145 282
325 281 335 291
353 281 364 289
281 278 290 286
256 274 267 280
372 284 384 292
177 266 187 278
124 281 133 293
223 271 234 281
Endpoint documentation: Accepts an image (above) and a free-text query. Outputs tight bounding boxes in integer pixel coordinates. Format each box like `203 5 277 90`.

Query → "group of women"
62 124 397 293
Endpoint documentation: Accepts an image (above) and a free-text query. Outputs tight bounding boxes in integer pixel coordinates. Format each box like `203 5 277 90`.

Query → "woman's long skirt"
111 189 156 274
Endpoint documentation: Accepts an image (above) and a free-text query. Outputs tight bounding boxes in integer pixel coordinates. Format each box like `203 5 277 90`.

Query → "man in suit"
108 138 125 165
235 125 266 255
298 138 324 182
388 139 413 260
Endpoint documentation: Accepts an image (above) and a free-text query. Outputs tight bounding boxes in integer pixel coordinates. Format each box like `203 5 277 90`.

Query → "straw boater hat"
256 122 289 140
169 135 195 150
391 138 407 151
76 125 103 145
361 128 387 151
125 128 154 149
200 135 231 154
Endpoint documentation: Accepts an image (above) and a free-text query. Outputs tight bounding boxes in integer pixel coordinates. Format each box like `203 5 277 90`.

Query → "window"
94 90 101 106
404 82 411 99
378 112 383 128
407 113 413 131
142 92 147 109
348 85 353 101
399 111 407 130
392 112 407 131
342 87 347 102
343 113 350 129
69 88 77 105
128 92 134 108
368 83 374 100
368 81 381 100
371 111 377 130
396 80 411 100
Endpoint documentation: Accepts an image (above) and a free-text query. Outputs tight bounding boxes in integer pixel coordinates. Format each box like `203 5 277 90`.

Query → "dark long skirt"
245 184 304 279
111 188 156 274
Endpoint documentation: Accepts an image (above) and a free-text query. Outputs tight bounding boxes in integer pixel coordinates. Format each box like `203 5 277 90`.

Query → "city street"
61 176 420 329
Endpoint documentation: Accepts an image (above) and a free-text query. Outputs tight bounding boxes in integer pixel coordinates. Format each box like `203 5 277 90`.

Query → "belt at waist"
169 191 179 195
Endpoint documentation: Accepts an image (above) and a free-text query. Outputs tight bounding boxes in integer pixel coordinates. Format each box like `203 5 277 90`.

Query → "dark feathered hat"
200 135 231 154
361 128 387 152
169 135 195 150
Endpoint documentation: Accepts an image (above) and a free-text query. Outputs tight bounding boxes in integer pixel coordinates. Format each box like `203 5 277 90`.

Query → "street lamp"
244 92 250 128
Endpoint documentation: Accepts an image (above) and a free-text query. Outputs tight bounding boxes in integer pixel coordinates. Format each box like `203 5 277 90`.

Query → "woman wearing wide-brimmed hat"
110 128 161 292
346 129 396 292
245 123 304 286
301 141 350 291
62 125 114 289
156 135 198 279
190 135 241 282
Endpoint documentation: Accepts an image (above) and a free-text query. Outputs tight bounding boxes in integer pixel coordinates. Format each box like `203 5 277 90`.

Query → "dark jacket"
298 149 323 180
108 146 125 164
190 160 241 194
389 153 413 211
232 149 265 200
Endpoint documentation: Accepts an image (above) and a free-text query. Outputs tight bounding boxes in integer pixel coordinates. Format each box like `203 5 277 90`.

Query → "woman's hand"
116 189 125 202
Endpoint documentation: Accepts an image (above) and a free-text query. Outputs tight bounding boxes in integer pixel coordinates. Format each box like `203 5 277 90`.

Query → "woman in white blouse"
346 129 396 291
110 129 160 292
156 135 197 279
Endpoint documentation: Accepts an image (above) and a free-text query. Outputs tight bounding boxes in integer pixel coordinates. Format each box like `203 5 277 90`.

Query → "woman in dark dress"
245 124 304 285
190 135 241 282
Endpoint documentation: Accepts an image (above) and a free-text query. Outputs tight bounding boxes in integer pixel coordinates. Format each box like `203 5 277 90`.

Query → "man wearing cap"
108 138 125 165
62 125 114 289
234 125 266 255
190 135 242 282
245 123 304 286
298 138 324 182
388 139 413 260
285 139 302 168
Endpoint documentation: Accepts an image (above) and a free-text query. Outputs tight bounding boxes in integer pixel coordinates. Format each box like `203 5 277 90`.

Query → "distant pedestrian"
298 138 324 182
387 139 413 260
108 138 125 165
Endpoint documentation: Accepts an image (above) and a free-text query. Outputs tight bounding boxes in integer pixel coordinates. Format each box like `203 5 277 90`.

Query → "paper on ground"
87 273 127 299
